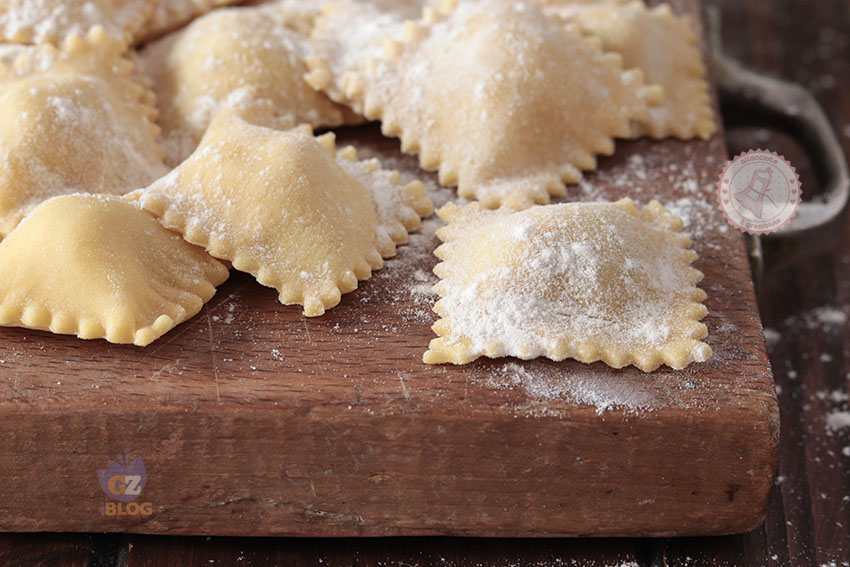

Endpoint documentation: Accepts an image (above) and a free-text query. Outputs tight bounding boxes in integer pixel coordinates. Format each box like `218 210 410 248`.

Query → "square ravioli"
424 199 711 371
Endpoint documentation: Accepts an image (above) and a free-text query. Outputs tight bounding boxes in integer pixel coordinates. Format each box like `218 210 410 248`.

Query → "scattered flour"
490 362 655 415
763 327 782 348
789 306 848 329
663 197 724 240
826 411 850 432
816 390 850 404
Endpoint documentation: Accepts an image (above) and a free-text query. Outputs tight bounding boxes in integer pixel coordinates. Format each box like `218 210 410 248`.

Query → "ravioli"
138 4 358 166
0 43 27 64
305 0 424 111
549 1 716 139
308 0 662 209
0 0 152 44
424 198 711 371
0 194 229 346
0 28 167 238
128 106 433 316
528 0 632 8
133 0 242 43
244 0 334 35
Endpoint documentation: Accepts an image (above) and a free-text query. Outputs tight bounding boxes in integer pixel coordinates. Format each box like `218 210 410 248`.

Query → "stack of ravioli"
0 0 714 371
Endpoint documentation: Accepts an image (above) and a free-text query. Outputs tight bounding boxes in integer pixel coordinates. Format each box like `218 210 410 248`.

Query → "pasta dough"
528 0 633 8
308 0 662 209
548 1 716 139
138 4 359 166
424 198 711 371
129 106 433 316
244 0 336 35
305 0 424 111
0 28 168 238
0 194 229 346
0 0 153 44
133 0 241 43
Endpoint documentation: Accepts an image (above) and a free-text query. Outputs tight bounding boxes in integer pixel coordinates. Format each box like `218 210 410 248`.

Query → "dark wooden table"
1 0 848 564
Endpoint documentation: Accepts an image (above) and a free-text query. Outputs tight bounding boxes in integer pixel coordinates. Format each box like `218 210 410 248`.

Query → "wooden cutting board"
0 0 778 537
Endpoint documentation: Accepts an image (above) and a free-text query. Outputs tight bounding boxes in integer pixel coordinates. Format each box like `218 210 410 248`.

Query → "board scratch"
206 309 221 403
398 372 411 401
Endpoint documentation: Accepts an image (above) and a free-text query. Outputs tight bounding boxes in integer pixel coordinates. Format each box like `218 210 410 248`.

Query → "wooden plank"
125 535 644 567
0 0 778 537
0 533 125 567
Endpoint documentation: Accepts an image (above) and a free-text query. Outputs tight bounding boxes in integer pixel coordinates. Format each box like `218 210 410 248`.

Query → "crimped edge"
303 0 395 114
0 0 154 46
633 3 715 140
133 0 243 44
333 138 434 256
0 26 162 141
556 1 714 141
0 195 229 346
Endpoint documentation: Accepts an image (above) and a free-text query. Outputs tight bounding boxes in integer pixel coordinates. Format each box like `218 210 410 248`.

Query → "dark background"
2 0 849 565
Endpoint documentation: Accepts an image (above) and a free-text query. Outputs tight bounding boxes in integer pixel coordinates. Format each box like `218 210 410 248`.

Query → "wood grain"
0 0 778 538
0 532 124 567
124 535 646 567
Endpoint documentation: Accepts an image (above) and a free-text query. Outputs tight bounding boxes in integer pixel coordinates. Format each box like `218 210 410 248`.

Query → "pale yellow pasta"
424 198 711 371
305 0 426 110
244 0 338 35
0 194 229 346
133 0 241 43
308 0 662 209
0 0 153 44
0 27 167 238
128 106 433 316
549 1 716 139
527 0 634 9
138 4 359 166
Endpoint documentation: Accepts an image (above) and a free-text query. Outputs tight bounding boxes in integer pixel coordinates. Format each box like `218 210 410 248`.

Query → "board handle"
706 6 849 237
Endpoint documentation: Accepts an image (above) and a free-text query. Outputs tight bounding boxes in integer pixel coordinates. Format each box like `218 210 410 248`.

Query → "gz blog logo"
97 450 153 516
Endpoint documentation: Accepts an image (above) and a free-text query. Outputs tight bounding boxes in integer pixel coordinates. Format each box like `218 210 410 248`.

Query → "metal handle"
706 7 849 237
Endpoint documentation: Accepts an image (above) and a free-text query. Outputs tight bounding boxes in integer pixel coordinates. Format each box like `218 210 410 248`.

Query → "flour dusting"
489 362 656 415
827 411 850 432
